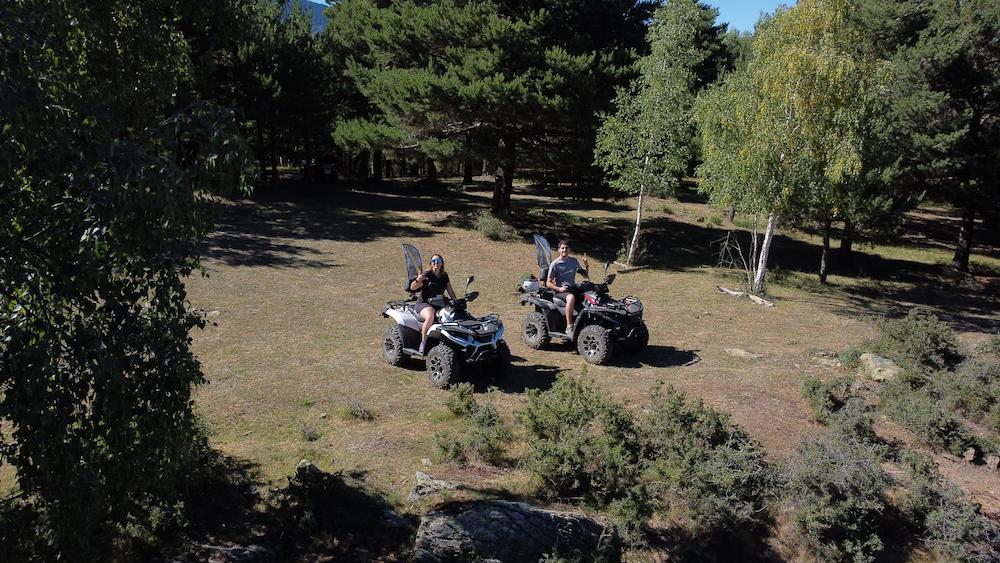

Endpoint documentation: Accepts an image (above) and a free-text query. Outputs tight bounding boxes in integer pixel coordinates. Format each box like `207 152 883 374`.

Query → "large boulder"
859 353 903 381
414 500 617 562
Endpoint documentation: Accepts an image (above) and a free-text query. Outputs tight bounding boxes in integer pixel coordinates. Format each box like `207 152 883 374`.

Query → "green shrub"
802 376 858 423
880 382 974 456
300 423 320 442
476 210 516 241
872 309 963 374
445 382 477 417
927 361 1000 432
466 400 513 465
643 385 776 538
708 214 723 226
979 334 1000 356
433 431 467 463
783 431 889 563
839 345 863 370
517 376 646 509
900 451 1000 562
828 398 878 445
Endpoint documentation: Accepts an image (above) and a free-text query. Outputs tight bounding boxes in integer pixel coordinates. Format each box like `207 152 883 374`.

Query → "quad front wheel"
382 325 406 366
577 324 613 365
522 312 551 349
426 344 460 389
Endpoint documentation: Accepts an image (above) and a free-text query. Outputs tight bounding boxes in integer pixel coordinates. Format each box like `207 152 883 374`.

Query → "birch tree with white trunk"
595 0 729 267
695 0 895 290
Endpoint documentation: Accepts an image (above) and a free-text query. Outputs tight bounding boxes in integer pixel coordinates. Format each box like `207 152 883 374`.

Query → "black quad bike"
381 244 510 388
518 235 648 365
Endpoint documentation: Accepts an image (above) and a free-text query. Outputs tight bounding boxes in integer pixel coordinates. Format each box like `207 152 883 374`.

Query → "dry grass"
184 179 1000 526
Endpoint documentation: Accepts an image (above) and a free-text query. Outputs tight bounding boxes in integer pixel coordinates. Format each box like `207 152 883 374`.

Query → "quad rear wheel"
522 311 550 349
577 324 613 365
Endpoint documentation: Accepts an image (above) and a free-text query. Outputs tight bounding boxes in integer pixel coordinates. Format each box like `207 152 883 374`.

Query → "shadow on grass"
175 451 415 562
617 346 701 369
482 357 563 394
204 179 486 268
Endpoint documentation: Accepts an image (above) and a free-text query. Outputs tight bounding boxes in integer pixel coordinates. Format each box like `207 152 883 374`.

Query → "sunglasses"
430 259 443 264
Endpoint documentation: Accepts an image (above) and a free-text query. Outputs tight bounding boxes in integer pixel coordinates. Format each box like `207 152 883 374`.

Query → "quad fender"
519 294 557 311
384 307 422 333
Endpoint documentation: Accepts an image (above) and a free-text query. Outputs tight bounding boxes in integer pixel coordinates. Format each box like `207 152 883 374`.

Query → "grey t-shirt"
548 256 584 287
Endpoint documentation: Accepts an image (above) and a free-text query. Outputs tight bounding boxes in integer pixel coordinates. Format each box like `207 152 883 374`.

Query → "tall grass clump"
476 210 517 241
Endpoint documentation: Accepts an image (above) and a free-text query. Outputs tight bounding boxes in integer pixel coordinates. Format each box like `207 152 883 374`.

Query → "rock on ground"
724 348 763 360
408 471 464 502
858 353 903 381
413 500 616 562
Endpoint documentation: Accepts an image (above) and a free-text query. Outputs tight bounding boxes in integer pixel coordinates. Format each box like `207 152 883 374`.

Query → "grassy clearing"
183 177 1000 530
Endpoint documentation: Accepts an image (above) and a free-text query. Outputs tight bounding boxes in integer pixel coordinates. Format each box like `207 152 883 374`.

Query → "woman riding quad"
409 254 457 354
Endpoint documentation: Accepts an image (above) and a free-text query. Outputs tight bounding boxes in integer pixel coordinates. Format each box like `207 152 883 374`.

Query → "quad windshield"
533 234 552 278
402 243 422 286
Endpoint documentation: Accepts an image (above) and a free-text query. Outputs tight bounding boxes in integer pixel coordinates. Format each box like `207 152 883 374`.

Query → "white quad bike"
381 244 510 388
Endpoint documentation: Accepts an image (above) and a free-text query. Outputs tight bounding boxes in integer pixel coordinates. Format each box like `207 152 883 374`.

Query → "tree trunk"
728 206 736 222
626 156 650 267
752 213 775 294
373 149 383 181
463 132 475 184
492 134 516 217
951 206 975 272
838 218 856 274
819 218 832 284
426 158 437 180
269 116 278 185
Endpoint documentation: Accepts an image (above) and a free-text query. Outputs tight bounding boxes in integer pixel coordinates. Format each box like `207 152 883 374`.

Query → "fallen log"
716 285 745 298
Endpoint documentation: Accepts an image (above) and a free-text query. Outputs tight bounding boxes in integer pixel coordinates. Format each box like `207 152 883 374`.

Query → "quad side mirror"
466 291 480 302
466 275 475 288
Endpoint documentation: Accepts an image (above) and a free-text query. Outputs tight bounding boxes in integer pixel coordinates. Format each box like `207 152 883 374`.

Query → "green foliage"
695 0 903 280
888 0 1000 269
880 382 974 456
801 376 858 423
300 423 321 442
828 398 878 445
445 382 478 417
783 430 889 563
475 211 517 242
466 400 513 466
927 361 1000 434
643 385 775 539
872 309 963 374
518 376 647 510
1 0 256 558
328 0 656 212
839 345 864 370
433 431 467 464
981 334 1000 356
900 451 1000 562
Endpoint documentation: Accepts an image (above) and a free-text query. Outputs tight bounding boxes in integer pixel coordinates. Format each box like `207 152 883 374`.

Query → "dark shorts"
554 292 574 302
414 301 436 316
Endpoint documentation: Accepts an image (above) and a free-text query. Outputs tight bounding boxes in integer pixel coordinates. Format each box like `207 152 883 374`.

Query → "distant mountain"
302 1 328 33
284 0 328 33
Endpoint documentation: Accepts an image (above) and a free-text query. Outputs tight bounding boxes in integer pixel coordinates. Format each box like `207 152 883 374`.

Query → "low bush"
802 376 858 423
476 211 517 241
839 345 863 370
927 361 1000 434
466 399 513 465
445 382 477 417
783 431 889 563
300 423 320 442
880 382 975 456
828 398 878 445
643 384 775 538
871 309 963 374
900 451 1000 562
433 431 467 463
979 334 1000 356
518 376 646 508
